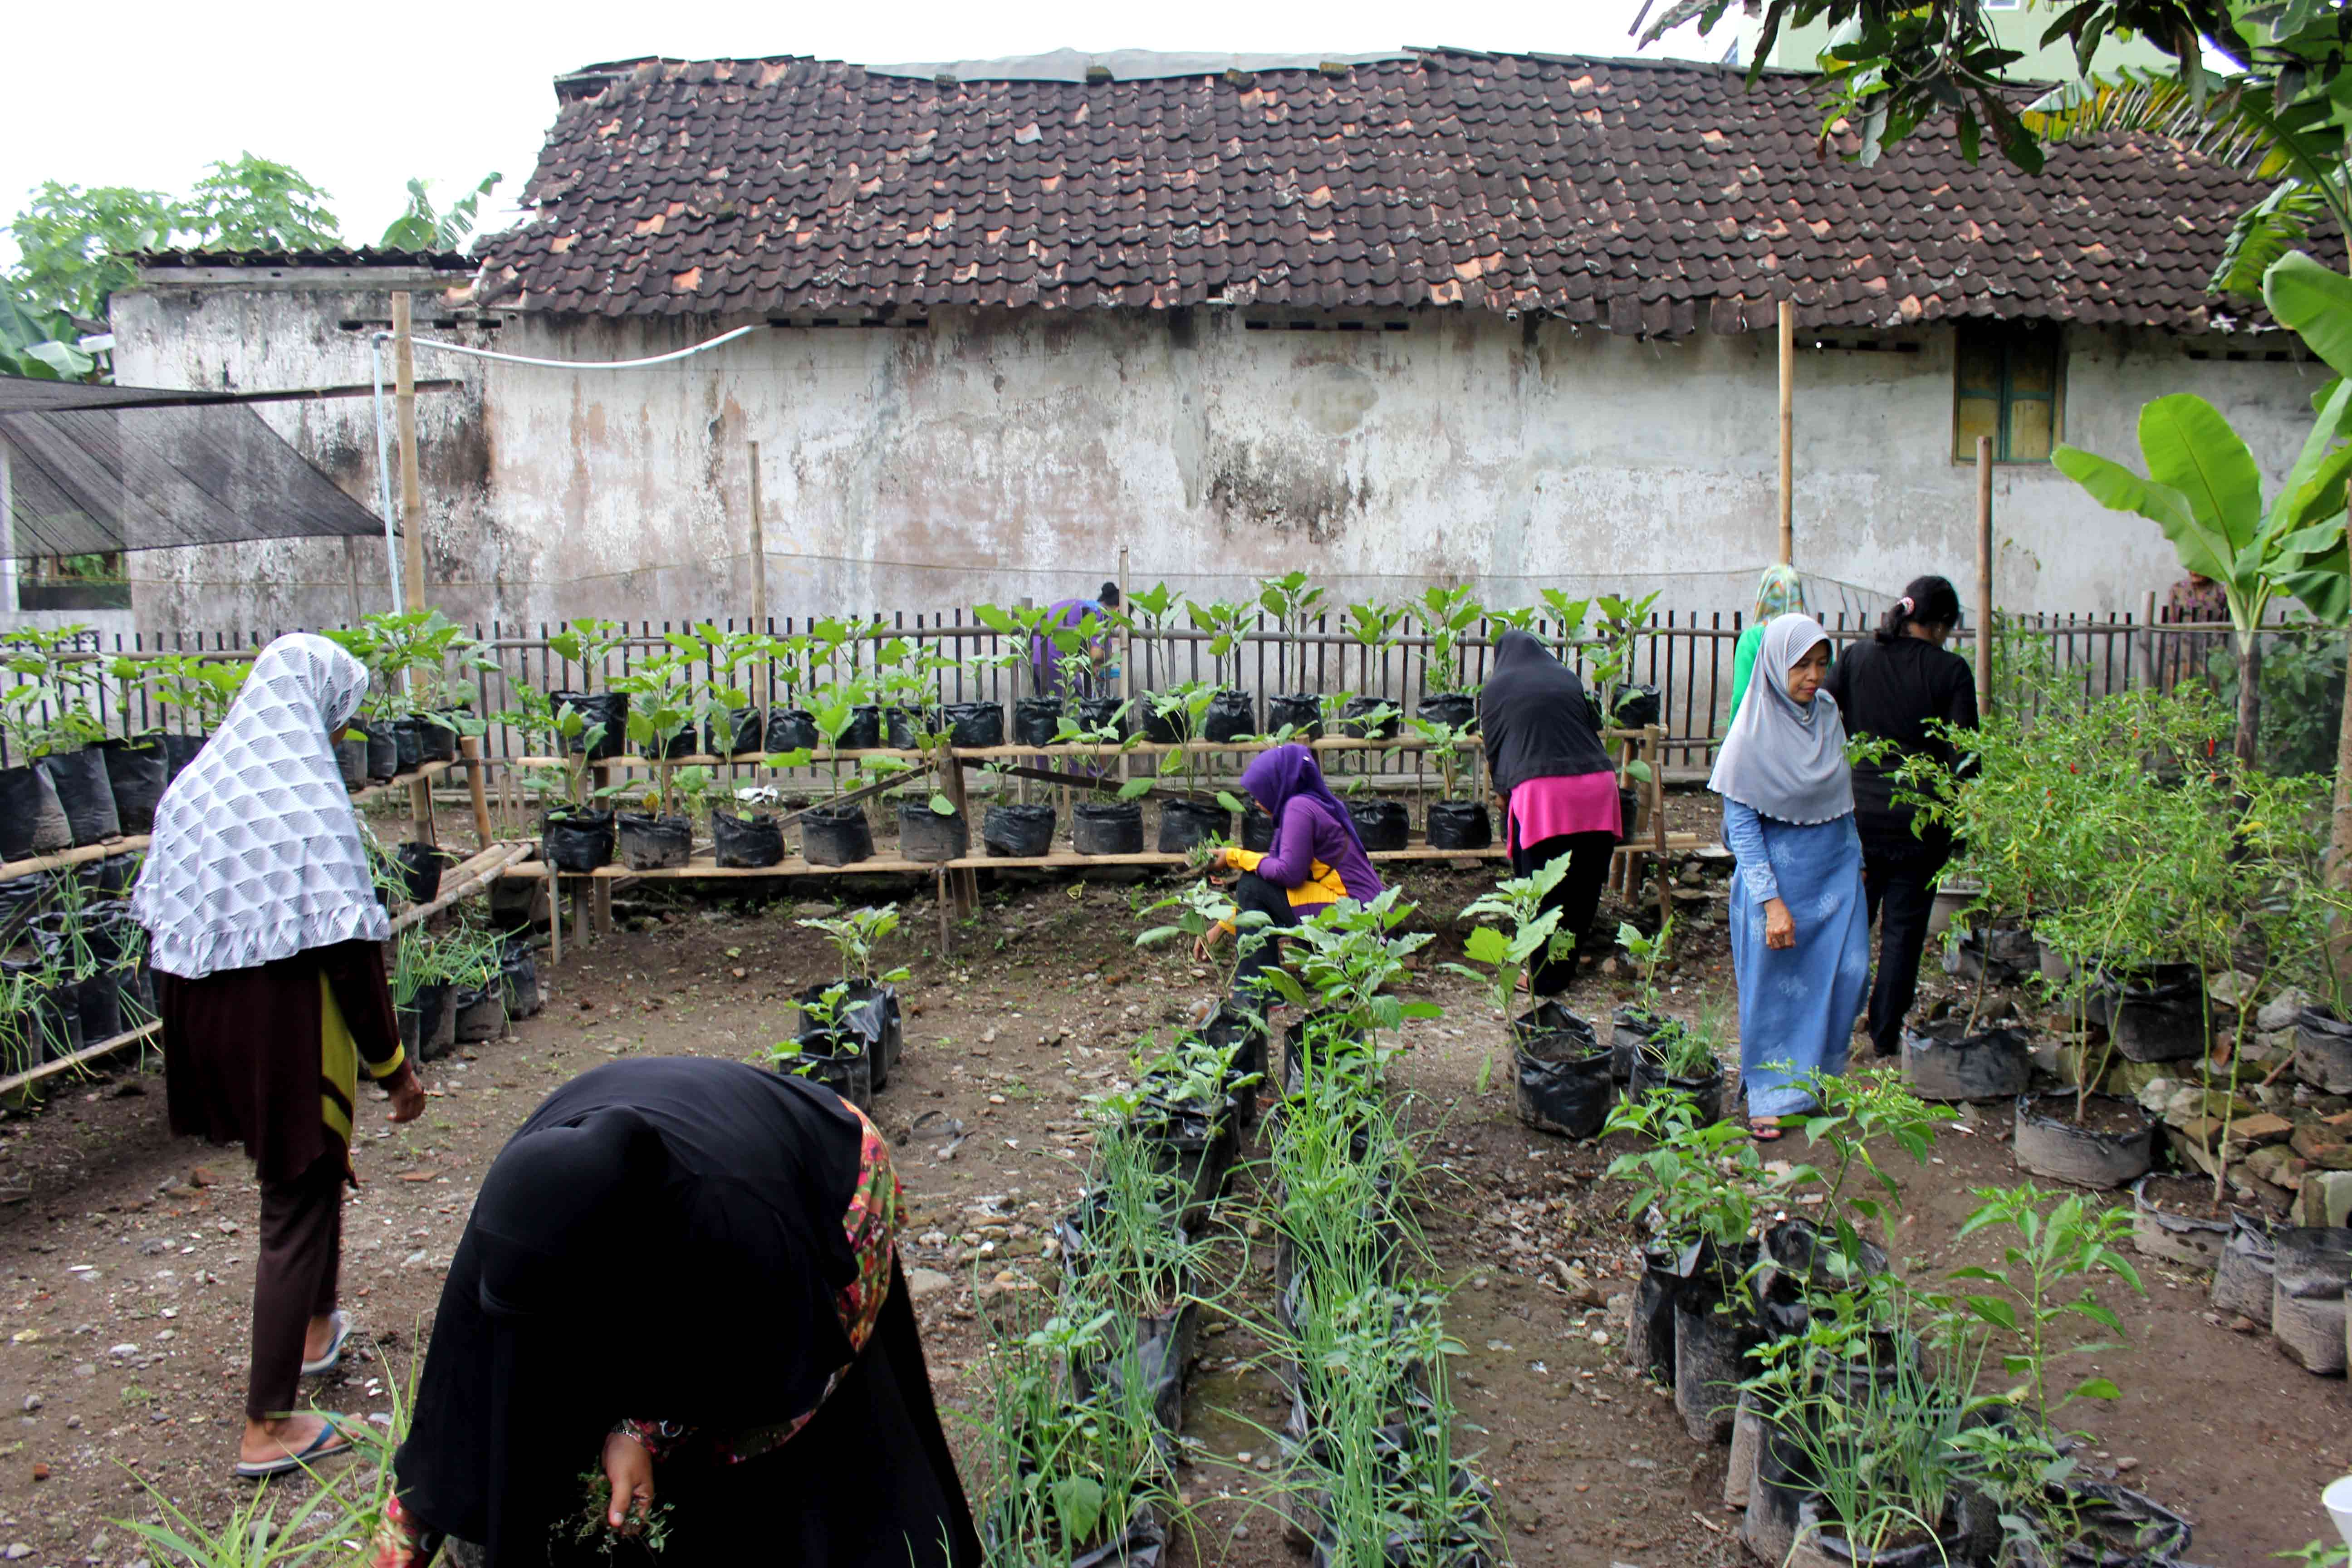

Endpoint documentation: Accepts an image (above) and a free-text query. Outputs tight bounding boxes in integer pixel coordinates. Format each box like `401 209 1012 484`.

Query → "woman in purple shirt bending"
1196 745 1383 995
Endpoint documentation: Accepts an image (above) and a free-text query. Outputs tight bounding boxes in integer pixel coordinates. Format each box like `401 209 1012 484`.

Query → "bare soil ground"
0 847 2344 1566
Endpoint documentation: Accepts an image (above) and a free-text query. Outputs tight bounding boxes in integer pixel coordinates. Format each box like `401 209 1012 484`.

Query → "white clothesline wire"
382 323 761 370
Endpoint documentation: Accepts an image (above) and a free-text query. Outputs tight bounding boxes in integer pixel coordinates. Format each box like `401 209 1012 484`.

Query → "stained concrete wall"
103 269 2327 638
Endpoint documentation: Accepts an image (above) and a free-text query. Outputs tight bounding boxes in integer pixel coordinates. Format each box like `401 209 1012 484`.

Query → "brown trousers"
249 1152 343 1421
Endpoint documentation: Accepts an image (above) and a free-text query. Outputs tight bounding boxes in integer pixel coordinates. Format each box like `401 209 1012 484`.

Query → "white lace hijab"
132 633 390 979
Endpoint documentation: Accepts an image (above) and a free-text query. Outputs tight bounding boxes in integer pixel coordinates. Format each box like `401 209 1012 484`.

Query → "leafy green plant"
126 653 247 735
1774 1068 1953 1286
380 171 503 251
546 618 632 695
1406 717 1477 802
1587 592 1662 725
1539 589 1592 656
498 685 607 810
0 627 109 759
1937 1183 2142 1433
1256 889 1437 1039
797 903 911 985
1258 570 1328 691
1416 584 1483 696
564 1467 675 1560
1444 856 1572 1020
1602 1091 1764 1261
608 645 699 818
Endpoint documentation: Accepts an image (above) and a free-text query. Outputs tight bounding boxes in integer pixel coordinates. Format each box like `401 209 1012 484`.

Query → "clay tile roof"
478 48 2269 333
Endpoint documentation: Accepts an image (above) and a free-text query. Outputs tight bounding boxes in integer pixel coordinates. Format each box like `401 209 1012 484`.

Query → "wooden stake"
1778 298 1795 567
1976 436 1995 717
747 440 767 632
392 293 435 842
462 734 494 848
392 294 426 613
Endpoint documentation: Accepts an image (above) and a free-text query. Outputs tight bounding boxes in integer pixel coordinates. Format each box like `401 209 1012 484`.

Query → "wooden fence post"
1976 437 1994 716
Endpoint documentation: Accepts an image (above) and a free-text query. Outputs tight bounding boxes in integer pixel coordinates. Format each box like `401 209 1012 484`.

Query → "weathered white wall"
103 270 2327 638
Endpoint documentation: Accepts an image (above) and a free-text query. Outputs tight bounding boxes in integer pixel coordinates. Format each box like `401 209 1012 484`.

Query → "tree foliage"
379 172 502 252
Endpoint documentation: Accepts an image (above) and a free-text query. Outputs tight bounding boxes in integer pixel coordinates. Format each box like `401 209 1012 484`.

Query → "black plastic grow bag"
1512 1006 1611 1138
1012 696 1062 747
1610 683 1662 730
1265 692 1322 737
1338 696 1400 739
764 708 819 753
2083 965 2208 1063
41 749 119 846
1943 924 2041 985
898 802 969 863
98 736 168 835
882 706 922 750
418 716 459 763
452 985 505 1044
500 943 543 1019
389 718 425 774
795 980 901 1077
943 702 1004 748
0 763 69 862
1201 688 1256 742
2294 1005 2352 1094
1425 801 1491 850
1070 1300 1198 1435
71 971 122 1043
394 841 442 905
1156 799 1231 855
1237 805 1275 852
541 808 616 873
335 734 368 790
1628 1242 1681 1382
782 1050 872 1111
1073 696 1127 737
982 802 1055 858
617 812 691 870
399 983 454 1063
1416 692 1477 730
363 725 398 782
1140 700 1191 745
800 804 874 867
1074 800 1145 855
832 705 881 750
550 691 627 760
1900 1021 2033 1102
703 707 764 757
1343 798 1409 851
713 810 784 868
1628 1050 1725 1124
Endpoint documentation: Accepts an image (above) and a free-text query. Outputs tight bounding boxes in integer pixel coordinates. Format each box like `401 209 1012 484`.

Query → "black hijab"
1479 629 1615 794
395 1058 864 1565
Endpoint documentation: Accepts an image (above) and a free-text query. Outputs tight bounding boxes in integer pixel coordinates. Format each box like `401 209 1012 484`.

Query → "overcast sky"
3 0 1726 261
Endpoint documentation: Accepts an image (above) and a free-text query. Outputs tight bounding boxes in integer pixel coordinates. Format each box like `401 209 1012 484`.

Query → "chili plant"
797 903 911 985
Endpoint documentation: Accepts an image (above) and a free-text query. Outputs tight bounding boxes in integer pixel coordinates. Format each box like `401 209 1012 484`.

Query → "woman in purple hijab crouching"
1195 744 1384 995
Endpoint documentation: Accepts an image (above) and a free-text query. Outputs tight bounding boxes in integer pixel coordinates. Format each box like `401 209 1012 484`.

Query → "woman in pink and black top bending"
1479 630 1622 995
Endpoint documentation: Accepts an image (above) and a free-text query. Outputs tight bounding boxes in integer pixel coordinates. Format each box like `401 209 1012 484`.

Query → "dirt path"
0 867 2343 1566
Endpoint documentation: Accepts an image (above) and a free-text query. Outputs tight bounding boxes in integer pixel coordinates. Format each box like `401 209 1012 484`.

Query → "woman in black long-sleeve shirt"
1821 575 1979 1058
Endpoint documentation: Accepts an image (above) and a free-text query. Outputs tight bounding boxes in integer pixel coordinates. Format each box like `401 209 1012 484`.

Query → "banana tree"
2054 250 2352 766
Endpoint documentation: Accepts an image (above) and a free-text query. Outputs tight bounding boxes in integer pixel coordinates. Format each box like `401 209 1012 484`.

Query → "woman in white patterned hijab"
131 632 427 1479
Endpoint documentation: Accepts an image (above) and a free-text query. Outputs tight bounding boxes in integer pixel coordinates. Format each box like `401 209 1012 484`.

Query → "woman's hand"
603 1430 656 1529
1763 897 1796 951
385 1064 427 1125
1193 925 1229 963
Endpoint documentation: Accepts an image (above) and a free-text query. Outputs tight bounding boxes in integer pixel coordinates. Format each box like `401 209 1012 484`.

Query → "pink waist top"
1506 770 1621 854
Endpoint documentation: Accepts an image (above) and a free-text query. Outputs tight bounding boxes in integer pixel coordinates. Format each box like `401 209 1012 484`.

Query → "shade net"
0 375 386 559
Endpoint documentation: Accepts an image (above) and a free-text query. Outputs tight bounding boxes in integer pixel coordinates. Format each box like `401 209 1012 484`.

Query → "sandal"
235 1415 353 1480
300 1310 351 1377
1749 1117 1784 1142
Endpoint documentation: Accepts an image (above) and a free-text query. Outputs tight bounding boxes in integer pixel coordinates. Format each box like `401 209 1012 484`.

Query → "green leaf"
1116 778 1153 801
2138 394 2266 554
1462 926 1510 965
2053 445 2227 586
1960 1294 2018 1331
2068 1375 2122 1401
1048 1475 1104 1544
2266 250 2352 378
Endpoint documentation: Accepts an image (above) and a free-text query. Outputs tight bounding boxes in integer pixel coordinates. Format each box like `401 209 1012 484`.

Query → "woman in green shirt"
1729 564 1810 718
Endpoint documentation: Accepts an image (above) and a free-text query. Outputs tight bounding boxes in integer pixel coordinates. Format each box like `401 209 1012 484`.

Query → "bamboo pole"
1778 298 1796 566
747 440 766 633
1976 436 1995 716
462 734 494 847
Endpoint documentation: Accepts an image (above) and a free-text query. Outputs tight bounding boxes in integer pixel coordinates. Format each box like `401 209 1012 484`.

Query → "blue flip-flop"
233 1416 353 1480
299 1311 350 1377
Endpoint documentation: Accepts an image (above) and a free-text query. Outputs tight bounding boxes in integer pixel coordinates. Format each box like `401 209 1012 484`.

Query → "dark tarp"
0 374 387 559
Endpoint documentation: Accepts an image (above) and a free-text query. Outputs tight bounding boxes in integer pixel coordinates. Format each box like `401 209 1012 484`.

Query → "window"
1954 322 2062 463
18 553 130 611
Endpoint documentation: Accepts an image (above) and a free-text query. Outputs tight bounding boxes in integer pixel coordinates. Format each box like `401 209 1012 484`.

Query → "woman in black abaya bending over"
378 1057 979 1568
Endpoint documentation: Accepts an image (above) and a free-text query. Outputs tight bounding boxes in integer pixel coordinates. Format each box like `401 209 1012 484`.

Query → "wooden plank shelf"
0 758 467 882
495 833 1704 882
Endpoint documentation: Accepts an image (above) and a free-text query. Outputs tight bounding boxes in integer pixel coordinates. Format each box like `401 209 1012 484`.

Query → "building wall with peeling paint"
104 268 2324 637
